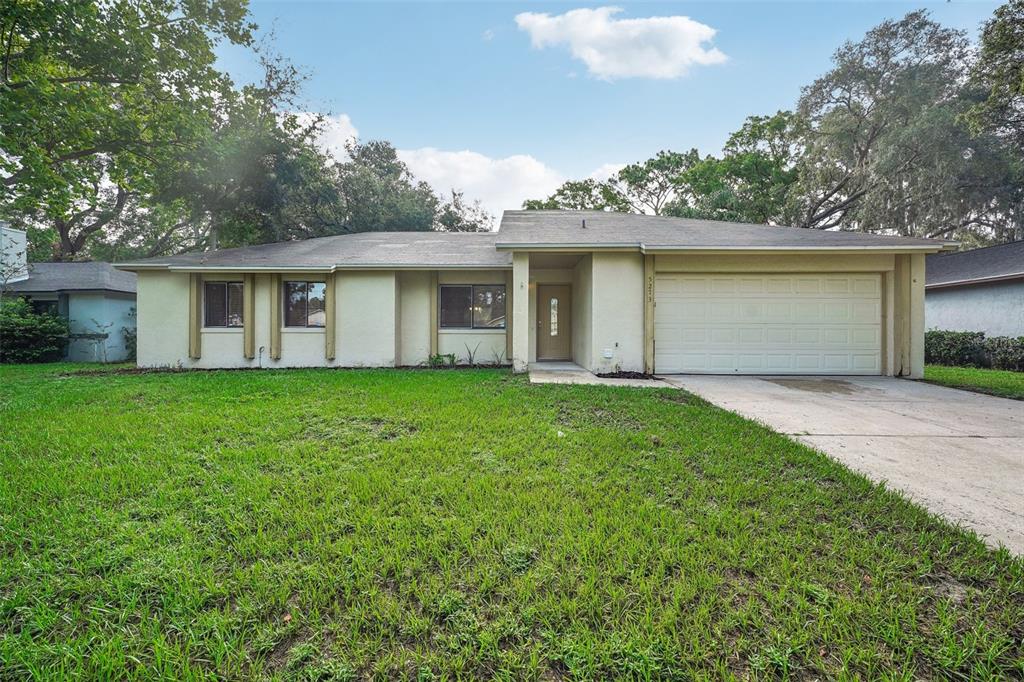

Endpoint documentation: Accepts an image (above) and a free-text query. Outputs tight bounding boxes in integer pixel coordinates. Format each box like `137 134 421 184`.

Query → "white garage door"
655 273 882 375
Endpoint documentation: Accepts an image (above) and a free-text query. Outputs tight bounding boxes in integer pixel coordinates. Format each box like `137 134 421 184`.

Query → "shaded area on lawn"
1 364 1022 680
923 364 1024 400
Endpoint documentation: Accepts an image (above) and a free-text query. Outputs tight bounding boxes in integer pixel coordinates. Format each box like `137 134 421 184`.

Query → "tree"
0 0 254 259
435 191 492 232
609 150 700 215
667 112 804 224
792 10 1024 241
968 0 1024 147
523 151 700 215
522 178 625 211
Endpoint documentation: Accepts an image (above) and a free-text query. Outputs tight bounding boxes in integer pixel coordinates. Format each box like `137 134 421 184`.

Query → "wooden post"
505 269 513 364
243 273 255 360
429 272 439 357
643 254 655 374
324 272 336 361
188 273 201 359
269 274 282 360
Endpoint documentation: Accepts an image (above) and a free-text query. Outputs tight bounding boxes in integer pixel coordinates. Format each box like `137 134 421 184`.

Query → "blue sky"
218 1 1001 220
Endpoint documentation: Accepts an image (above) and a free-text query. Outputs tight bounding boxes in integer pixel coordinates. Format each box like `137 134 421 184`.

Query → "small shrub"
925 330 1024 372
924 330 986 367
123 306 137 362
427 353 457 368
984 336 1024 371
0 298 69 363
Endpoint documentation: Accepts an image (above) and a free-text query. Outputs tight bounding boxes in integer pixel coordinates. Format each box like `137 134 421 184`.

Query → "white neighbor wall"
926 280 1024 338
0 224 28 283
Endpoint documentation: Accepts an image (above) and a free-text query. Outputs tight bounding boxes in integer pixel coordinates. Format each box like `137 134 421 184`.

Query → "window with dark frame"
439 284 506 329
204 281 243 328
284 281 326 328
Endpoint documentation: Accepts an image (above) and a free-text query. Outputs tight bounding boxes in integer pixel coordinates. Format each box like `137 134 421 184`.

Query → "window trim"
203 280 244 329
282 280 327 329
438 283 507 330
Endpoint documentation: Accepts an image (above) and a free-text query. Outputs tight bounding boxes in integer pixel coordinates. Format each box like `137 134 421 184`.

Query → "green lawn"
1 365 1021 680
924 364 1024 400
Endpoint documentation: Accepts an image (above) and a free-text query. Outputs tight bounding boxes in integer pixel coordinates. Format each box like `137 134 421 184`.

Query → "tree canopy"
525 7 1024 246
1 0 490 261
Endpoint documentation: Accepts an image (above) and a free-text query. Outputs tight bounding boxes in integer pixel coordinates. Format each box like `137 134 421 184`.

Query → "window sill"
438 328 506 334
281 327 325 334
202 327 243 334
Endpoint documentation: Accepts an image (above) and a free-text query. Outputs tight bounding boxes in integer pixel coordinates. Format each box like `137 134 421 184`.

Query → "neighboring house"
116 211 951 377
926 241 1024 337
2 225 137 362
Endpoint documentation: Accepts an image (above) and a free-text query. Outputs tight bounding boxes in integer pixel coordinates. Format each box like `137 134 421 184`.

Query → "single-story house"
3 224 138 362
115 211 952 377
926 240 1024 337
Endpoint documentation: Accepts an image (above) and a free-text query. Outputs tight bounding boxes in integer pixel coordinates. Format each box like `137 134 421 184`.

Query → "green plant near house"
123 307 138 362
984 336 1024 371
463 342 482 366
925 330 1024 371
427 353 456 368
0 298 69 363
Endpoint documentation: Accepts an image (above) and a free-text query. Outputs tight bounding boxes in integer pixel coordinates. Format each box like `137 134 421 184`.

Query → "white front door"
654 273 882 374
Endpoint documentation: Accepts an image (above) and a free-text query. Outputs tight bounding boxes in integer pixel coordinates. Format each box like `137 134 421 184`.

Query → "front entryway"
537 284 572 360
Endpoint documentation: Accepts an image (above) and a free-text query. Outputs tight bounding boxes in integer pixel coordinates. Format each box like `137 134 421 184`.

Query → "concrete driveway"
660 375 1024 554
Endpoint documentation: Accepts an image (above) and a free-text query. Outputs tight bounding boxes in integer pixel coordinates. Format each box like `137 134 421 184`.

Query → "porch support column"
892 253 925 378
324 272 336 361
269 274 282 360
505 269 513 364
511 252 530 373
908 253 926 379
429 272 438 357
643 254 655 374
242 273 256 360
188 273 201 360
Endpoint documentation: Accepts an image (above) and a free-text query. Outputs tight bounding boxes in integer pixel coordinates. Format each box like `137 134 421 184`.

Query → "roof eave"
926 272 1024 290
117 263 512 272
495 243 951 254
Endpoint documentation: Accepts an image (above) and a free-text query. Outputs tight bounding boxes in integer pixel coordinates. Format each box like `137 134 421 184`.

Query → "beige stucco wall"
137 270 190 367
398 271 431 366
137 268 509 369
589 252 645 373
336 271 396 367
571 255 593 371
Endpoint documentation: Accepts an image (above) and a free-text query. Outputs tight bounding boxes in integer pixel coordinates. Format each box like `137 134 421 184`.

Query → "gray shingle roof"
117 231 512 270
7 262 136 294
496 210 951 250
116 211 952 272
926 241 1024 288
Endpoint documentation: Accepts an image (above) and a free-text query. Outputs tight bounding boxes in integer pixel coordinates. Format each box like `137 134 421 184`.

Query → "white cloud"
482 28 495 41
398 148 565 223
588 162 626 182
515 6 727 80
296 112 359 160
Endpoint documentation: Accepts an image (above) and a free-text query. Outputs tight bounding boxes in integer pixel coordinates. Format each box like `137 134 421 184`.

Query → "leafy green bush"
924 330 986 367
123 306 137 362
925 329 1024 371
983 336 1024 371
0 298 69 363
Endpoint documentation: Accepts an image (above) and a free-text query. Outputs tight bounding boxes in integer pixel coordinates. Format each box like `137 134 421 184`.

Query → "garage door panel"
655 273 882 375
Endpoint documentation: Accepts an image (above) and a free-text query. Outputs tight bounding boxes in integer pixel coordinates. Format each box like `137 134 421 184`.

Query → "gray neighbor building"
926 241 1024 337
